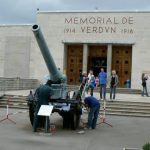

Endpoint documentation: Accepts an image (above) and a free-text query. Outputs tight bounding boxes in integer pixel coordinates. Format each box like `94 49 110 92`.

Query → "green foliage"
143 143 150 150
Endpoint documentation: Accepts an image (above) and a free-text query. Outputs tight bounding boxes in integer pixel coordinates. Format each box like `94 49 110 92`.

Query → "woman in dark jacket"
110 70 118 100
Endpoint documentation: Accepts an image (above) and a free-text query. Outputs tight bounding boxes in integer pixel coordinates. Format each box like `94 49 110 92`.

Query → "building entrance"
66 45 83 85
66 44 132 87
91 57 107 77
112 45 132 88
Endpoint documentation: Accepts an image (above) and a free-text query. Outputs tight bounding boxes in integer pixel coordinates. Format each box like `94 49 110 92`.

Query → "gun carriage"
28 24 82 130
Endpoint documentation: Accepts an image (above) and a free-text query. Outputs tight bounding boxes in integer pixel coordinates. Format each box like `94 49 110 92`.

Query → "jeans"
100 84 106 99
89 85 94 96
110 86 116 99
88 105 100 129
142 86 149 96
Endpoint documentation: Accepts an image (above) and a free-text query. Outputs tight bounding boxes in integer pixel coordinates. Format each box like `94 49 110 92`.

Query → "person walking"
141 73 149 97
79 72 88 95
84 96 100 129
86 70 94 94
98 68 107 100
27 90 35 125
27 90 34 105
33 80 54 133
110 70 119 100
88 70 93 82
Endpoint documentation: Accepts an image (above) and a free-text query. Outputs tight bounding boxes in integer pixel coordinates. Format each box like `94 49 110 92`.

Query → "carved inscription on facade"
64 16 134 34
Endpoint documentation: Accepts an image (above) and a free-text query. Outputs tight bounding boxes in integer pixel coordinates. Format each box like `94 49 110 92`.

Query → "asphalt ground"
0 107 150 150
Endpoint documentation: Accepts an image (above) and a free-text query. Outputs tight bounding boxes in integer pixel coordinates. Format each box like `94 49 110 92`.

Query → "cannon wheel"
70 90 82 130
62 110 81 130
70 110 81 130
28 102 45 128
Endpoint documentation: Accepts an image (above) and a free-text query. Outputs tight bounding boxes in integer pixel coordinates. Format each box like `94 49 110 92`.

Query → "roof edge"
37 10 150 14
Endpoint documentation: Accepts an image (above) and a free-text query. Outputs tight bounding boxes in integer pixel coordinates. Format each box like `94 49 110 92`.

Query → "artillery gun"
28 24 82 130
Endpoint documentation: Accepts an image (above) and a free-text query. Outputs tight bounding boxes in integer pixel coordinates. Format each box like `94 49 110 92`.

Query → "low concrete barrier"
0 77 40 92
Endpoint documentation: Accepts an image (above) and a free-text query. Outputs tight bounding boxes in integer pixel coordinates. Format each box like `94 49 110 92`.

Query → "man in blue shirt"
84 96 100 129
98 68 107 100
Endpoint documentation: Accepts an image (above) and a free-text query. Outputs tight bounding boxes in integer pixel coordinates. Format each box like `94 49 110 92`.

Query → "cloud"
0 0 150 24
0 0 36 24
36 0 150 11
36 0 63 10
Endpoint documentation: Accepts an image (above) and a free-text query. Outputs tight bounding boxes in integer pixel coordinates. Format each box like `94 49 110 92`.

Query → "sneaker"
83 127 88 130
77 130 85 134
84 127 92 130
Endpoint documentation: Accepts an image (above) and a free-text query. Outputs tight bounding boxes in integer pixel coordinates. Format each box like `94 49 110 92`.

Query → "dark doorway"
92 57 107 77
88 45 107 77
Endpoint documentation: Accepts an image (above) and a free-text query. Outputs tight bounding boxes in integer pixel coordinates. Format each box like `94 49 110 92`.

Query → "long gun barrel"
32 24 66 83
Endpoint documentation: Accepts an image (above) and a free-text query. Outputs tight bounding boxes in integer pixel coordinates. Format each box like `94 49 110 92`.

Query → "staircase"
0 94 28 109
0 94 150 118
100 100 150 118
68 85 142 94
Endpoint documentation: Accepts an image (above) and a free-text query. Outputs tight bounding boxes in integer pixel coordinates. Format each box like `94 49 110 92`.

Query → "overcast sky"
0 0 150 25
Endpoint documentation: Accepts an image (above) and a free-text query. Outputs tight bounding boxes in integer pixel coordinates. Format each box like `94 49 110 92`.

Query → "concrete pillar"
63 44 67 75
82 44 88 73
107 44 112 79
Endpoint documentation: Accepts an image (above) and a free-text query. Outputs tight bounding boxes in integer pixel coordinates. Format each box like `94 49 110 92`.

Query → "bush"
143 143 150 150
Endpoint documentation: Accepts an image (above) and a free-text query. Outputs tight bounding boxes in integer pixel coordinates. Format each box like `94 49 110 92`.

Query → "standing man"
98 68 107 100
27 90 35 126
141 73 149 97
79 72 88 95
33 80 54 133
84 96 100 129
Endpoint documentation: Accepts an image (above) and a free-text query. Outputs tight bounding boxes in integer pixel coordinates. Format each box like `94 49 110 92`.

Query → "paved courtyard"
0 106 150 150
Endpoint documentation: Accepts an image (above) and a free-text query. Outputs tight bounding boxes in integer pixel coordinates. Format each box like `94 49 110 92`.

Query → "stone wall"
0 77 40 91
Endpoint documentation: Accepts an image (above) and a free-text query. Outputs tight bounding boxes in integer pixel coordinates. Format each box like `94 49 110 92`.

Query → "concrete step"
102 109 150 114
104 106 150 111
0 98 27 103
0 105 28 109
0 94 28 109
101 101 150 107
3 95 27 99
1 94 150 118
0 101 27 106
104 112 150 118
68 85 141 94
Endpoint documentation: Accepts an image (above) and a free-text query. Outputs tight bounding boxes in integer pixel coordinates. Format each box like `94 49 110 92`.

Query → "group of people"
28 70 149 132
80 68 119 101
78 68 119 130
82 71 149 130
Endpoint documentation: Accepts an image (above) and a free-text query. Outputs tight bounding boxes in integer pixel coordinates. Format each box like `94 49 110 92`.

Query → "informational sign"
38 105 53 117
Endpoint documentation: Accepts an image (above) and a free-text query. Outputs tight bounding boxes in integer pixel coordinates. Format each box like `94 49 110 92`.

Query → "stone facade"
0 11 150 89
